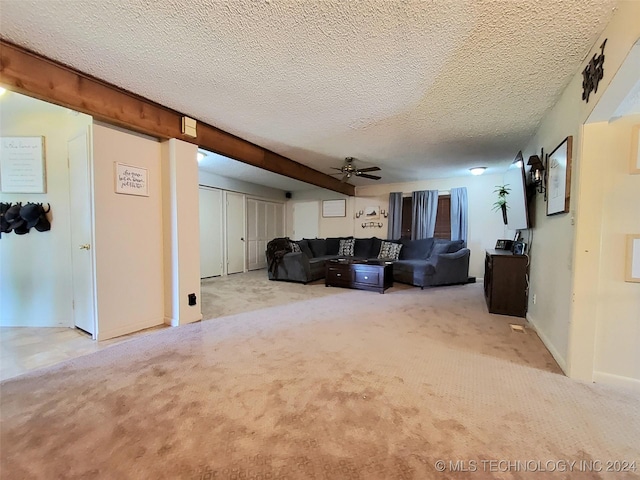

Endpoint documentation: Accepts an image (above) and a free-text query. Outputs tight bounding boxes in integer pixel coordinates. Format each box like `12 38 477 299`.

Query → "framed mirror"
547 136 573 216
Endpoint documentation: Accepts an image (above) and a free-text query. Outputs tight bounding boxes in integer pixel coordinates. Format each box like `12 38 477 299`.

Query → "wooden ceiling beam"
0 40 354 196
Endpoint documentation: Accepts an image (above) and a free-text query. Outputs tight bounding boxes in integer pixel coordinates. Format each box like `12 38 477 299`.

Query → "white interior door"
225 191 246 274
247 199 285 271
68 129 96 336
199 187 223 278
293 201 319 239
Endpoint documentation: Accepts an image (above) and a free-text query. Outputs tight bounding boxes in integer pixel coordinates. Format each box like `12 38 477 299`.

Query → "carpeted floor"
1 275 638 479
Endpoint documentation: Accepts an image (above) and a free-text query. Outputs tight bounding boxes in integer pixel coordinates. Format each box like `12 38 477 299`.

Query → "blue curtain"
387 192 403 240
450 187 468 244
411 190 438 239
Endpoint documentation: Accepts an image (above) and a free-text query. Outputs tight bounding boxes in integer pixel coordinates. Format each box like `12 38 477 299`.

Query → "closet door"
199 187 223 278
225 191 246 274
247 199 262 270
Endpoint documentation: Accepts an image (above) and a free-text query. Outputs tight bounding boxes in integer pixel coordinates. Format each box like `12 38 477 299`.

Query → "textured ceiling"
0 0 618 186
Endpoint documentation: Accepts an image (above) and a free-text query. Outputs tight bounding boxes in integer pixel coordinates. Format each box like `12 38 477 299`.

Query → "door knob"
241 237 245 241
79 244 91 250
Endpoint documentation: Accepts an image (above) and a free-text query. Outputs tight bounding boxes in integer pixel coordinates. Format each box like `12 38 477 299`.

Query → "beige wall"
524 0 640 384
0 100 92 327
92 123 165 340
356 173 507 278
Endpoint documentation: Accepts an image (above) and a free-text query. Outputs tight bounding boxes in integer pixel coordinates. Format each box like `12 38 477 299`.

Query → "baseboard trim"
97 318 164 341
526 313 568 374
593 371 640 391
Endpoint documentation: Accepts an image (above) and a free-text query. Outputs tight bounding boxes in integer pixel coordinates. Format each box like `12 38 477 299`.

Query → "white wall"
356 174 507 278
199 170 287 201
523 1 640 380
285 188 355 239
0 97 92 327
92 123 165 340
162 139 202 327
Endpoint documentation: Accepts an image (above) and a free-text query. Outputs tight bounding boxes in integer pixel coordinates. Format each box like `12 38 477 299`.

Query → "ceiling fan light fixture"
469 167 487 176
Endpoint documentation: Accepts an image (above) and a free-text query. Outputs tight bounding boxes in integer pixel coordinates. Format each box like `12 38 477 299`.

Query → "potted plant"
493 185 510 225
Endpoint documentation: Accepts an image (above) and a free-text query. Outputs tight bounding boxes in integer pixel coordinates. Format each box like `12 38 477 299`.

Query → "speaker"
285 192 292 199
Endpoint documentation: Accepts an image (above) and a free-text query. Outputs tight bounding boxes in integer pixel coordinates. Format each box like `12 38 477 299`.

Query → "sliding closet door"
199 187 223 278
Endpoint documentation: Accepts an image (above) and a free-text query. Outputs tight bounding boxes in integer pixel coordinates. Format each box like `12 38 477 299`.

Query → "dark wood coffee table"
325 259 393 294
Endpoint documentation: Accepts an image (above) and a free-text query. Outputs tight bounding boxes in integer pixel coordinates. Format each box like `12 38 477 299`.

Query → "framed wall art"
364 205 380 220
631 124 640 174
0 136 46 193
625 234 640 283
322 199 346 217
547 136 573 216
114 162 149 197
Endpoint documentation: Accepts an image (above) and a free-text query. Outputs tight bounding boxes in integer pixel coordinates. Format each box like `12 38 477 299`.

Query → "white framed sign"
114 162 148 197
0 136 46 193
626 234 640 283
322 199 346 217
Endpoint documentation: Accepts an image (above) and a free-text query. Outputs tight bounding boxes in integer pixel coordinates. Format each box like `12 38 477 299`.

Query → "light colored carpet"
1 277 638 479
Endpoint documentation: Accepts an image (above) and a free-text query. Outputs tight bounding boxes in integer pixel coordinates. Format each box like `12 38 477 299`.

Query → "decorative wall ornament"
582 39 607 103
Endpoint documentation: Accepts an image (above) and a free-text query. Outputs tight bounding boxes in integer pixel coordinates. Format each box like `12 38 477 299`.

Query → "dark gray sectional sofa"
267 236 470 289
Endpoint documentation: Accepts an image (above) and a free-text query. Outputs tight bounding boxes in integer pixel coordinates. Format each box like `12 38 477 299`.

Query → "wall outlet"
188 293 197 306
533 294 537 305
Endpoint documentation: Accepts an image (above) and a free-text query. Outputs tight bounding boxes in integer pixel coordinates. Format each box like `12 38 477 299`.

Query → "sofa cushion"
306 238 326 257
338 238 355 256
296 239 313 258
432 239 465 254
326 237 352 255
378 241 402 260
370 237 383 258
393 259 436 276
430 242 451 257
354 237 374 258
400 238 435 260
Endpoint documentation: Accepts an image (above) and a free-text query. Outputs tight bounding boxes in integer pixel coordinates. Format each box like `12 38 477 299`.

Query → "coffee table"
325 258 393 294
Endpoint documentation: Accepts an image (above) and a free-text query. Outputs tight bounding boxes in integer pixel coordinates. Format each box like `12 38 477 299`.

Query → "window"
400 195 451 240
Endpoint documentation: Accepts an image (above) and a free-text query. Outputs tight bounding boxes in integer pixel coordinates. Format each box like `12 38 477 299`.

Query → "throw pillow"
338 238 355 256
378 241 402 260
289 241 301 253
297 239 313 258
307 238 327 257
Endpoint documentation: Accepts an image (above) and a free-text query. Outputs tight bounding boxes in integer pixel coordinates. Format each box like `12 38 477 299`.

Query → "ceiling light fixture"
469 167 487 176
0 87 7 96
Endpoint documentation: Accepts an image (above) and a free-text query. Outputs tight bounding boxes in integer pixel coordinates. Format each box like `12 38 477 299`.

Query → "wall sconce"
380 209 388 218
527 153 546 200
355 209 364 219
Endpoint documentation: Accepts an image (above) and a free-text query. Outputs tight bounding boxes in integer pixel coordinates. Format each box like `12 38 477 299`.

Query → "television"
504 151 530 231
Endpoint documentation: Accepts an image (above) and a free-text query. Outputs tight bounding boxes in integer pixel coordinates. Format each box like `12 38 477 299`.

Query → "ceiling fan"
329 157 382 182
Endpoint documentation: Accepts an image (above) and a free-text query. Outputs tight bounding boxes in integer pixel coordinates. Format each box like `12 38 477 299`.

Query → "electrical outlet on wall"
533 294 537 305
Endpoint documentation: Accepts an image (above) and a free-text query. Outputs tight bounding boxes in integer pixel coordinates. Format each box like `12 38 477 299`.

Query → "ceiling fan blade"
357 173 382 180
356 166 381 172
330 167 344 171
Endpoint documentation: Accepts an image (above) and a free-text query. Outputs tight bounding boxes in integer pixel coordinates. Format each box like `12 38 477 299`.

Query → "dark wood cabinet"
326 260 393 294
484 249 528 317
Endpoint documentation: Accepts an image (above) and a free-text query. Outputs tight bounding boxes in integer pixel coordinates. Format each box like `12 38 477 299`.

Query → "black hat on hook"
0 202 12 234
5 203 29 234
34 203 51 232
